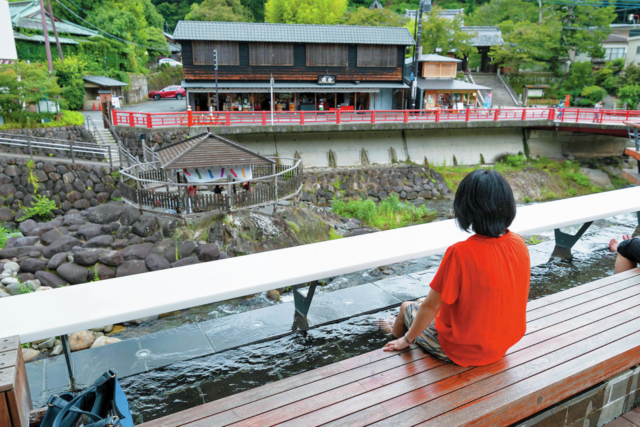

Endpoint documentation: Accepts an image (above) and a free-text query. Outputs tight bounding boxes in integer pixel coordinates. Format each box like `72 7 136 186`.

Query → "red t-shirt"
430 231 530 367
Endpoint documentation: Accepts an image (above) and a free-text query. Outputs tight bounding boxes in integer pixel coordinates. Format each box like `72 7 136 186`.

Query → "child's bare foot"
610 235 633 252
374 317 395 335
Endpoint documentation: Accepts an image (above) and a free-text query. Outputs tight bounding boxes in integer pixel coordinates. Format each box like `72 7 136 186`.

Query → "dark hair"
453 169 516 238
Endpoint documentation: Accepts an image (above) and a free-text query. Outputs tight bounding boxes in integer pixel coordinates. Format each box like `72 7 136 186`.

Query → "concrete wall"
125 74 149 105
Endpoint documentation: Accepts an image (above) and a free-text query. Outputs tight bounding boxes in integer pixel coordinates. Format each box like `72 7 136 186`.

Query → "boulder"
4 261 19 273
77 223 103 241
196 243 220 262
171 257 199 268
19 258 47 273
57 263 88 284
111 239 128 250
131 214 159 238
73 199 91 210
218 251 229 260
0 207 13 222
18 219 38 236
48 253 68 270
6 236 39 248
164 241 197 263
43 236 82 259
98 250 124 267
162 220 178 238
35 271 67 288
22 348 40 362
116 260 149 277
121 243 154 261
86 203 124 224
84 235 114 248
40 227 69 246
69 331 94 352
145 253 170 271
580 167 614 190
88 264 115 281
120 206 141 226
73 250 103 266
91 336 121 348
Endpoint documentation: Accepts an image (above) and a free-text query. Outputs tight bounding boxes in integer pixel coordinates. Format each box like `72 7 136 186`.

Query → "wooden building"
82 76 128 111
172 21 414 112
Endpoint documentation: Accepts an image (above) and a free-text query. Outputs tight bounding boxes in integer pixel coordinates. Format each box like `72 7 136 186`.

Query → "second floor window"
601 47 626 61
192 41 239 66
249 43 294 66
306 44 348 67
357 45 397 67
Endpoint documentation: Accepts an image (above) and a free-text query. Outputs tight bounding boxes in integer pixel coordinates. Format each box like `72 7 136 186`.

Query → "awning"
181 81 409 94
417 78 491 91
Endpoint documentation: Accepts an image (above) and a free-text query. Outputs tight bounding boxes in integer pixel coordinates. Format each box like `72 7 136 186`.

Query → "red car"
149 85 185 100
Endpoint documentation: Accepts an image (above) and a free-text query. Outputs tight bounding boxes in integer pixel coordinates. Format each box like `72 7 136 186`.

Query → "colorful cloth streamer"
182 165 253 183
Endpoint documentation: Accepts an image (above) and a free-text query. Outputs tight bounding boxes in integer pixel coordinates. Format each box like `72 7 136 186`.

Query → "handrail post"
465 108 470 122
27 136 33 159
262 111 266 126
435 109 440 123
522 109 527 121
337 108 341 125
494 109 499 121
187 106 193 127
129 112 134 128
403 110 408 123
70 141 75 164
548 108 555 121
108 146 112 168
300 111 304 125
576 109 580 123
113 110 118 126
371 111 375 124
147 113 152 129
226 112 231 126
600 110 604 124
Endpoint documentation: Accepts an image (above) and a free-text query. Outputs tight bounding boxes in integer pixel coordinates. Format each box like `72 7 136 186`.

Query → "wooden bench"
139 268 640 427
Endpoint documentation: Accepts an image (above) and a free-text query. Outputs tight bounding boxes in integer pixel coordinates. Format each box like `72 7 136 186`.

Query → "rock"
1 277 17 285
51 345 63 356
267 289 280 302
218 252 229 260
104 324 114 333
171 256 200 268
22 348 40 362
4 261 19 273
115 226 130 239
196 243 220 262
579 167 614 190
164 241 197 263
38 337 56 350
77 223 102 241
0 207 13 222
40 227 69 246
116 260 148 277
91 336 122 348
120 206 142 226
86 203 124 224
48 253 68 270
36 286 53 292
43 236 82 259
18 219 38 236
0 289 9 298
130 212 161 238
107 325 126 335
35 271 67 288
6 282 32 295
84 235 114 248
99 250 124 267
132 316 158 324
88 263 115 281
57 263 88 284
19 258 47 273
145 253 170 271
121 243 154 261
162 220 178 238
111 239 128 250
73 250 102 266
69 331 95 351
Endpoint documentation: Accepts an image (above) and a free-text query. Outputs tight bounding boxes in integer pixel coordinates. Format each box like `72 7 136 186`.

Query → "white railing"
1 186 640 342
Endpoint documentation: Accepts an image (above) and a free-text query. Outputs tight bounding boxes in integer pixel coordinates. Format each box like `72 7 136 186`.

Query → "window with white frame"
601 47 626 61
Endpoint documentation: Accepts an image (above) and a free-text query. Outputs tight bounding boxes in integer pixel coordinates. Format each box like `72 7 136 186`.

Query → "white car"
159 58 182 67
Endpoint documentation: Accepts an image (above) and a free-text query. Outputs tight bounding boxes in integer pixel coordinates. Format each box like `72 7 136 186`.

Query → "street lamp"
410 0 432 110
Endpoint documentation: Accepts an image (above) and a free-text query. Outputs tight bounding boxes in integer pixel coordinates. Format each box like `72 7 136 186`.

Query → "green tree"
580 85 606 104
490 20 560 70
561 62 595 99
0 62 62 121
265 0 347 24
343 7 409 26
468 0 538 26
54 57 86 111
617 85 640 108
185 0 251 21
420 7 476 59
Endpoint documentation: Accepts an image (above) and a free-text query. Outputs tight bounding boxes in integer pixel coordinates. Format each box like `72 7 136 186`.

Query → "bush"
580 85 607 103
504 154 526 167
332 195 436 230
617 85 640 108
54 57 86 111
0 110 84 130
17 195 57 222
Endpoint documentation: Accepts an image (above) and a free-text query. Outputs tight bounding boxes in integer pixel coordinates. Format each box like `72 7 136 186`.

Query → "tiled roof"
13 17 97 37
156 133 274 170
462 27 504 47
417 78 491 91
13 32 79 45
83 76 129 87
173 21 415 45
420 54 461 63
604 34 628 43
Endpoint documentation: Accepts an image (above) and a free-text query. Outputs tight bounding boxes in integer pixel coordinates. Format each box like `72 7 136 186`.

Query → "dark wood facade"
182 42 406 82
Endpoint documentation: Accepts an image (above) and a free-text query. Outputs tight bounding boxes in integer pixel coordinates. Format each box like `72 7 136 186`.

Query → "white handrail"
2 186 640 342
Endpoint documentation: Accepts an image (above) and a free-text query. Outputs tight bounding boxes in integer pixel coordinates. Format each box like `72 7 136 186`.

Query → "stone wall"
0 157 120 224
301 165 452 206
116 128 189 158
515 365 640 426
0 126 93 143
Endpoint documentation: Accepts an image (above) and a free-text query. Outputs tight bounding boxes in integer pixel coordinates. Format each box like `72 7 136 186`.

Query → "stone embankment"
300 165 452 206
0 158 119 223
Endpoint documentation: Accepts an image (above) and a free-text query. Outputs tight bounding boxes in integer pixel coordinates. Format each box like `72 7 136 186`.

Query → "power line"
53 0 168 51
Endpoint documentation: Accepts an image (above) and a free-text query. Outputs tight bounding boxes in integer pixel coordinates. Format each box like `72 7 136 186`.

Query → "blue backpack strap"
110 373 134 427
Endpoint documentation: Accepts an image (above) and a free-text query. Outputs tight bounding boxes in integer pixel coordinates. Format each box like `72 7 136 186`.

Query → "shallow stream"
113 204 639 424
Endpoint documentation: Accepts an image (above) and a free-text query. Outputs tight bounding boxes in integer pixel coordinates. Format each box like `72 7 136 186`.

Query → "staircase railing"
497 69 522 107
83 117 113 168
100 116 142 169
466 73 485 105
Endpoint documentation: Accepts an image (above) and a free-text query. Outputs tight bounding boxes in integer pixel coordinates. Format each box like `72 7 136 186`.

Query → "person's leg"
615 254 637 274
392 301 410 338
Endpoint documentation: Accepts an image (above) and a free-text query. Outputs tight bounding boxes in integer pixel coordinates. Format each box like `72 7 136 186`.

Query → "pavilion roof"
156 133 275 170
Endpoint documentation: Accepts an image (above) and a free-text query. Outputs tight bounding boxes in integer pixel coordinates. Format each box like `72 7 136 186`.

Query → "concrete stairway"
471 73 520 108
90 127 120 166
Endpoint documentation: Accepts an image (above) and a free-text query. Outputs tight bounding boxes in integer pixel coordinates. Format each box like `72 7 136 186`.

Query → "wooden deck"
139 268 640 427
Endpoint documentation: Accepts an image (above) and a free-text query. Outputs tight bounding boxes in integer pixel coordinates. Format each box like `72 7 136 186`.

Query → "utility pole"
214 49 219 111
410 0 431 109
37 0 53 72
45 0 64 62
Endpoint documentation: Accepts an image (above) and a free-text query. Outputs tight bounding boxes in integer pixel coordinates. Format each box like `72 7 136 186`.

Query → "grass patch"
329 229 343 240
332 195 436 230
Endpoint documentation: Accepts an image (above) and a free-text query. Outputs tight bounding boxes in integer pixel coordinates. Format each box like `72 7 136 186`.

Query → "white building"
0 0 18 63
573 24 640 67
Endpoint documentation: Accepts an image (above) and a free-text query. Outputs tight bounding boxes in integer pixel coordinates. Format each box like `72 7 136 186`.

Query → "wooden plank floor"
140 268 640 427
